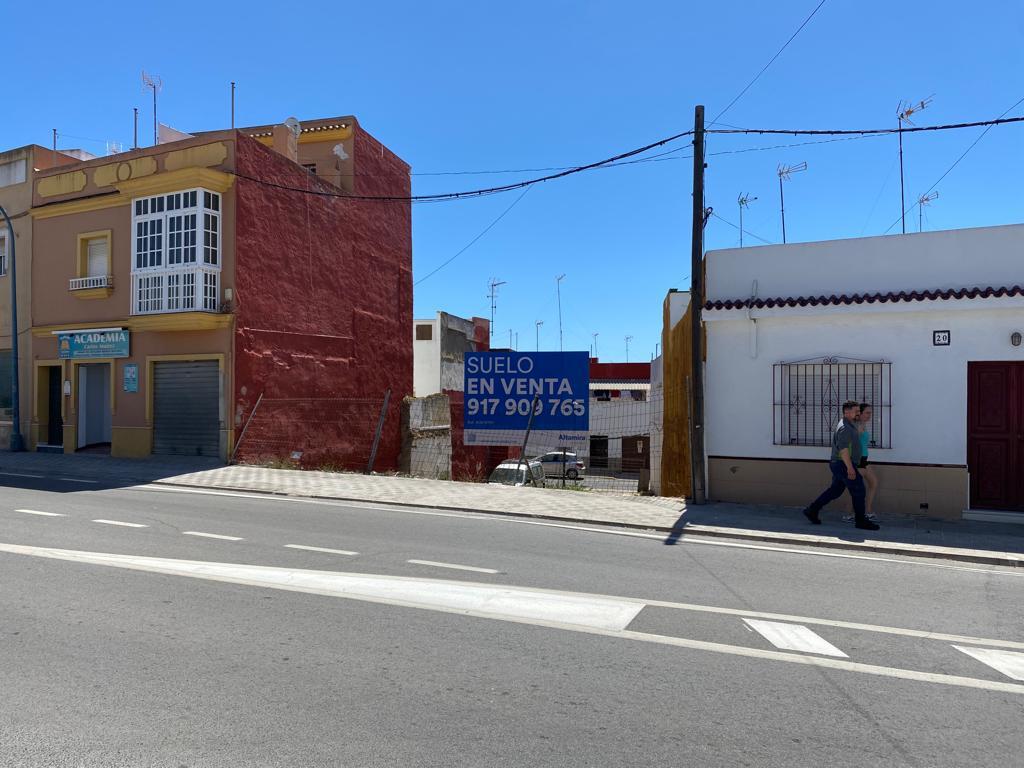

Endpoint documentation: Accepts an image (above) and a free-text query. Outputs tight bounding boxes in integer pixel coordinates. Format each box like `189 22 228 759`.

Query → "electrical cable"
707 115 1024 136
711 0 829 124
712 211 774 245
230 129 695 203
228 113 1022 203
881 95 1024 234
414 186 533 286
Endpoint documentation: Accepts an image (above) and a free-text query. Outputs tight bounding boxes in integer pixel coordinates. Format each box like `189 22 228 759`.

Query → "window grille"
131 188 220 315
772 357 892 449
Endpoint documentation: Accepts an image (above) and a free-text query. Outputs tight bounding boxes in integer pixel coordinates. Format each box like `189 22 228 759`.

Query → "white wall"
707 223 1024 304
413 317 440 397
704 224 1024 468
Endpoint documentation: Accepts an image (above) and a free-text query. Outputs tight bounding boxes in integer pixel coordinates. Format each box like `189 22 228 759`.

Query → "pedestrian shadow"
663 511 689 545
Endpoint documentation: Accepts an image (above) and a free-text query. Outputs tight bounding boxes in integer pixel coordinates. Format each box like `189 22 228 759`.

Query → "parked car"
533 450 586 480
487 460 546 488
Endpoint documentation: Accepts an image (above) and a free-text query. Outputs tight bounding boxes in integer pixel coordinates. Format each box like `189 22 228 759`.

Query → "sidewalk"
1 451 1021 568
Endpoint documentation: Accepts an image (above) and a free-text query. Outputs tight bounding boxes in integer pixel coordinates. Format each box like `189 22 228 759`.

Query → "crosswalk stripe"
953 646 1024 681
743 618 849 658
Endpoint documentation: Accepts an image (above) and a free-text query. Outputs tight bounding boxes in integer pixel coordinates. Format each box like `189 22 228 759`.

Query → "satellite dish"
332 143 349 162
283 117 301 138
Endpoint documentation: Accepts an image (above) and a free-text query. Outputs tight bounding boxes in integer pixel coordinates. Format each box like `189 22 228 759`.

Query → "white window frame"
130 188 221 315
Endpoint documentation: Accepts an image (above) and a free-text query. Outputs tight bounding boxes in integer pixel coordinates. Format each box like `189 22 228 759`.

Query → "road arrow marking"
953 646 1024 681
743 618 848 657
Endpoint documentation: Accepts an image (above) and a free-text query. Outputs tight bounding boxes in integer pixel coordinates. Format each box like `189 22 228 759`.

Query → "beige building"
0 145 77 447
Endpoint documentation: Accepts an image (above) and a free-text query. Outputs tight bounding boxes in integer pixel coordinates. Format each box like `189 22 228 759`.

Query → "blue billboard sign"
463 351 589 446
58 330 130 360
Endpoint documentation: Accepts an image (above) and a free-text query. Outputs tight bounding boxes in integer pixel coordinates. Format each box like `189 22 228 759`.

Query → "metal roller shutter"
153 361 221 457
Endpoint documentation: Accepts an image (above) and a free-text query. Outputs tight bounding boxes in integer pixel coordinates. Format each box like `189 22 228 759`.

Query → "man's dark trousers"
807 460 867 521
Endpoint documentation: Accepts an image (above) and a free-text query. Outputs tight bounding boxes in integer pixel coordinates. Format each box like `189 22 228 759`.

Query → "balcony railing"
69 275 114 291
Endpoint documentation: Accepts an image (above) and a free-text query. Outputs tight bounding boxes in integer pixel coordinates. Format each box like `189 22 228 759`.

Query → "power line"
711 0 830 124
228 112 1023 203
230 129 695 203
707 115 1024 137
712 211 774 245
881 95 1024 234
414 186 532 286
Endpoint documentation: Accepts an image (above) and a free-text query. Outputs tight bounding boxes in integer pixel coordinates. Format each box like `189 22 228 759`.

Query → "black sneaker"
855 519 880 531
803 508 821 525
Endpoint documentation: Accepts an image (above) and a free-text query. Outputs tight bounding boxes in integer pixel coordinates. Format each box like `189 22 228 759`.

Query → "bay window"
131 188 221 314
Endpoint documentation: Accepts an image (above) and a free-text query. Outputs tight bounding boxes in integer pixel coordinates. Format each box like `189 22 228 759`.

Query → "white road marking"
0 541 1020 695
0 472 45 479
134 485 1023 578
743 618 849 658
954 646 1024 681
92 519 148 528
15 509 65 517
407 559 500 574
285 544 359 556
58 477 99 484
182 531 243 541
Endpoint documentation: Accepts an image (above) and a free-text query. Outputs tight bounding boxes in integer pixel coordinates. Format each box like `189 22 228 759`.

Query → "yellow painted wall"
660 295 694 498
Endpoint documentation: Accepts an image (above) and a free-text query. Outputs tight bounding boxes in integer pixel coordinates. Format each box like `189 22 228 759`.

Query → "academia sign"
463 351 589 446
58 330 130 360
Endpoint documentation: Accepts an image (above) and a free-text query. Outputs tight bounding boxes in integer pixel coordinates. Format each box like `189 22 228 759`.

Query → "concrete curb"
149 479 1024 570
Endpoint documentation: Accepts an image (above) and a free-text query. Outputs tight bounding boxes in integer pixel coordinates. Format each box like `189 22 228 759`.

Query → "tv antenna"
737 193 758 247
141 71 163 146
777 162 807 244
917 190 939 233
624 335 633 363
592 332 599 358
897 96 934 234
487 278 506 341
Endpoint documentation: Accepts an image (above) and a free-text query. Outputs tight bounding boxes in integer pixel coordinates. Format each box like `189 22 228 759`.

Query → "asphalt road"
1 474 1022 767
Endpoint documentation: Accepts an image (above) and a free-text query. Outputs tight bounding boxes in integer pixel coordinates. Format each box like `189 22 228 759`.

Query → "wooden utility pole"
689 105 707 504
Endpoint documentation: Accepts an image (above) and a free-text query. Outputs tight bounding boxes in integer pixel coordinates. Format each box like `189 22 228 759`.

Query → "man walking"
802 400 880 531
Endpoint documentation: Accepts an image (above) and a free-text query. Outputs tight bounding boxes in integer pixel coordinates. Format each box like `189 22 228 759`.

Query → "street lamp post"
1 204 25 451
555 274 566 352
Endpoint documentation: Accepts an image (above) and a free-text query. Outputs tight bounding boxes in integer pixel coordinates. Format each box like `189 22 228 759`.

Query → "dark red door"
967 362 1024 511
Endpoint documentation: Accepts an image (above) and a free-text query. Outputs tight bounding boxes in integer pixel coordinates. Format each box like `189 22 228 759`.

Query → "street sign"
123 363 139 392
58 330 130 359
463 351 589 446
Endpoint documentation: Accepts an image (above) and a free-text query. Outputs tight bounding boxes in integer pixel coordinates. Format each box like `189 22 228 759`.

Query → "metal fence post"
230 392 264 464
366 388 392 474
514 394 540 485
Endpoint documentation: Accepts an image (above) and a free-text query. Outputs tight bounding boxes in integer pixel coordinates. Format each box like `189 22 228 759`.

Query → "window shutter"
87 238 108 277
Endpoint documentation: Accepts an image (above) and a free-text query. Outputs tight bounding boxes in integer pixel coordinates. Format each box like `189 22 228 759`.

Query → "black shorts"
859 457 869 469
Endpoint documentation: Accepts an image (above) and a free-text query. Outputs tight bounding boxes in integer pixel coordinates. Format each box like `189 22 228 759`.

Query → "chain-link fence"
232 394 398 472
231 376 693 499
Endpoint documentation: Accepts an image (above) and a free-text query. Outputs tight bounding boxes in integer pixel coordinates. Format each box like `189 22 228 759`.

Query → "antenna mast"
487 278 506 342
897 96 933 234
737 193 757 247
142 71 163 146
917 191 939 232
777 162 807 244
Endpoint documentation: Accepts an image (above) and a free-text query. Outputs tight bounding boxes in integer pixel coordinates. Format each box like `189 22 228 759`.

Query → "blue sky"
4 1 1022 361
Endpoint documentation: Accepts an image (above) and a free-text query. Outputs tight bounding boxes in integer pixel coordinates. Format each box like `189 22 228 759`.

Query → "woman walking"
856 405 880 520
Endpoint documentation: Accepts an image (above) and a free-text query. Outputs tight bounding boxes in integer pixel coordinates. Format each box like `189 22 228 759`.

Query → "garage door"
153 361 221 457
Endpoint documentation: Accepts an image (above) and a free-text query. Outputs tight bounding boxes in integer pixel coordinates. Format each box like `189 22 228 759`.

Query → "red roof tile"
705 285 1024 311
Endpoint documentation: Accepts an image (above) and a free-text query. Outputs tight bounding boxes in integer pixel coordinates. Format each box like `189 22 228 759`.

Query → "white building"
703 223 1024 521
586 361 652 473
413 312 489 397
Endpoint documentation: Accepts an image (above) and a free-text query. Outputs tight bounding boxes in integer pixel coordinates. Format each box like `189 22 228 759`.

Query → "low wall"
709 456 969 520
